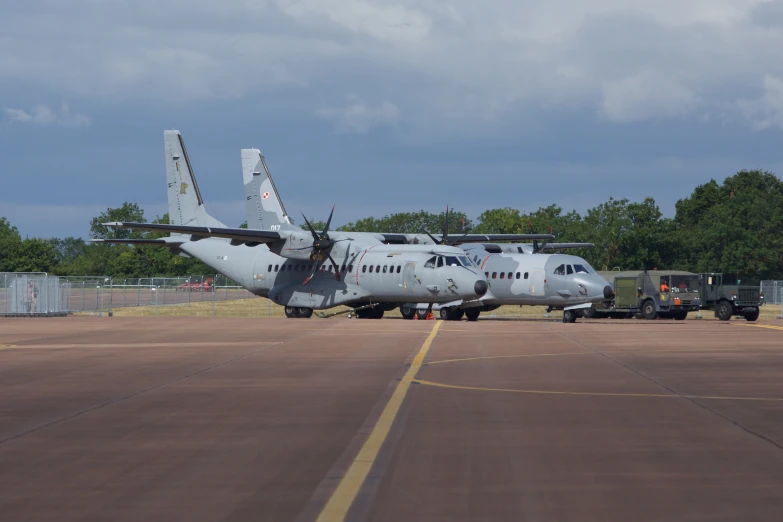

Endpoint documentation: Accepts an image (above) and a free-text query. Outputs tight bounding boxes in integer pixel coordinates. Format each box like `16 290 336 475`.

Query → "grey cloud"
317 98 399 134
737 75 783 130
3 104 90 128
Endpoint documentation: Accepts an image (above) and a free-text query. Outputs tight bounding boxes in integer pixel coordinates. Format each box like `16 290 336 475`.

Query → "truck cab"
699 273 762 321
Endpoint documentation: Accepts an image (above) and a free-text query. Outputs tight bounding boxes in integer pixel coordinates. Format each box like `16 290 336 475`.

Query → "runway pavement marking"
316 321 443 522
737 324 783 332
0 344 16 349
412 378 783 402
427 352 590 365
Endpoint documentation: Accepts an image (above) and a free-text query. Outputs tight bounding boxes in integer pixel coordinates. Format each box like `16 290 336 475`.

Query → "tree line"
2 170 782 280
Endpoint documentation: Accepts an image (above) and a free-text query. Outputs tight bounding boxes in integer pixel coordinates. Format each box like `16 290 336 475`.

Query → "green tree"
12 238 58 273
0 217 22 271
90 202 146 239
341 210 472 235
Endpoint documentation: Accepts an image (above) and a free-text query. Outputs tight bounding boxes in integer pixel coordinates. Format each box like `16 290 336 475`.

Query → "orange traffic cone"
426 312 434 320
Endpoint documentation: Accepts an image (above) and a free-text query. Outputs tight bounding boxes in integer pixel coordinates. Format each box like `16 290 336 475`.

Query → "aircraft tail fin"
241 148 296 231
164 130 225 230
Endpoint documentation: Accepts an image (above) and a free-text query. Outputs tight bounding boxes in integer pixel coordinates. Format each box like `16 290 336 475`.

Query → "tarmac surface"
1 316 783 521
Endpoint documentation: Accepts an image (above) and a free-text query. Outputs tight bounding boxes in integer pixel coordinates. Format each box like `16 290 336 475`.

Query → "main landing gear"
285 306 313 318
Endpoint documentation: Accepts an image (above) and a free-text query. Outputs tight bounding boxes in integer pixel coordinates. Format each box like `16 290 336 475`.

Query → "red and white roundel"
262 192 269 199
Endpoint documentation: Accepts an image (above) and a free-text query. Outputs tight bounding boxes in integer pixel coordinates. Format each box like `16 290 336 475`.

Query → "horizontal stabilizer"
103 222 282 244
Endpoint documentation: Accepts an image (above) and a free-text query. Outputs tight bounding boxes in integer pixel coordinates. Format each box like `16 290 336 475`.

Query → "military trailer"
586 270 701 320
696 273 762 321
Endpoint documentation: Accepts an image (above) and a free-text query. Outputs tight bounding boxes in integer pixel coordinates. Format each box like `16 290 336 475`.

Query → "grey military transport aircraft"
240 148 614 322
96 131 553 319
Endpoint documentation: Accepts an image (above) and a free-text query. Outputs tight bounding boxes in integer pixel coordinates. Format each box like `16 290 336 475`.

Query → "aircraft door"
402 262 417 293
529 268 547 297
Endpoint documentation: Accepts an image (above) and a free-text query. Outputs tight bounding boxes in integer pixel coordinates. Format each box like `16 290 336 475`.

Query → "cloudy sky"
2 0 783 238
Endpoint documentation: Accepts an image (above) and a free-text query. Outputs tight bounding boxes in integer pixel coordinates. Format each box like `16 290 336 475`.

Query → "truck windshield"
671 275 698 293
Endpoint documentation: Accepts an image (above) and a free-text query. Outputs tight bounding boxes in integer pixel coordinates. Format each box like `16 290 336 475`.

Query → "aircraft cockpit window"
554 264 565 275
425 256 436 268
458 256 473 267
567 265 573 275
444 256 460 266
437 257 444 268
573 264 590 274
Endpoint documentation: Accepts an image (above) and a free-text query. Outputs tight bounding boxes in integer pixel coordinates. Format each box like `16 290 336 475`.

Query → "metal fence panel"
1 272 63 316
761 281 783 305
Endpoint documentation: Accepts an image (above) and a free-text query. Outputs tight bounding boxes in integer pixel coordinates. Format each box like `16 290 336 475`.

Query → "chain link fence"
2 273 256 316
761 281 783 305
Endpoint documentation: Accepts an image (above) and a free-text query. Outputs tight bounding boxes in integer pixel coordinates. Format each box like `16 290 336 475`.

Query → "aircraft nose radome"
474 280 488 297
603 285 613 299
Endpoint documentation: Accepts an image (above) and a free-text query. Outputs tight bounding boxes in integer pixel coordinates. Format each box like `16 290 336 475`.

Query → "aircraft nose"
474 280 488 297
603 285 613 299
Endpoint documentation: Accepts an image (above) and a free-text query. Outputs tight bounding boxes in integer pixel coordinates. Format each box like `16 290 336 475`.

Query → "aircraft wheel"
454 309 464 321
465 309 480 322
439 308 453 321
562 310 578 323
744 307 760 322
716 300 733 321
416 309 429 320
373 307 385 319
297 307 313 318
642 300 657 320
284 306 298 318
400 305 416 320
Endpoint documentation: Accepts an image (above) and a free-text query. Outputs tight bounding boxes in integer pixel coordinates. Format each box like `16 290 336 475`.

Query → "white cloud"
737 75 783 130
600 69 700 122
4 104 90 128
0 1 781 129
317 98 399 134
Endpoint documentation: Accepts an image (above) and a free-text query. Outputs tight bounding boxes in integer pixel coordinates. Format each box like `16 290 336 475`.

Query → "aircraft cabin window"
376 265 380 273
485 272 489 278
349 264 354 272
383 266 387 273
362 265 367 273
515 272 520 279
274 264 279 272
567 265 573 275
425 256 436 268
573 265 590 274
554 264 565 276
492 272 497 279
500 272 505 279
397 266 401 273
524 272 529 279
369 266 374 273
268 264 272 272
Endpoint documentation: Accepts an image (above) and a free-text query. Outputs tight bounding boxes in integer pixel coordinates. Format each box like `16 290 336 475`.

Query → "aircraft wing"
417 233 556 244
90 238 185 248
538 242 595 250
103 222 283 244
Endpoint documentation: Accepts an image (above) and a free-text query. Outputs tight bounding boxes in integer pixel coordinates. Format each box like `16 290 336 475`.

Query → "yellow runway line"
316 321 443 522
737 324 783 331
413 378 783 402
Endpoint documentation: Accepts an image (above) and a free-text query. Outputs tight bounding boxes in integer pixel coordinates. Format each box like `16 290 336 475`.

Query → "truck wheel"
716 300 733 321
642 300 657 320
400 305 416 320
465 309 480 322
581 305 597 319
744 307 760 322
673 310 688 321
562 310 577 323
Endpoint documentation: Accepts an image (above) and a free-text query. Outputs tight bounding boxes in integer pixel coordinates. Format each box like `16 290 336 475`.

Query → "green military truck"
585 270 701 320
697 273 762 321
